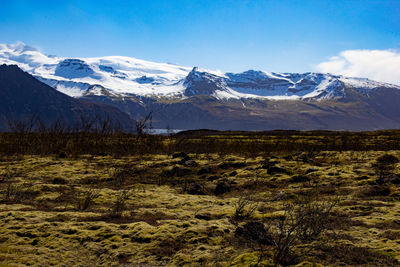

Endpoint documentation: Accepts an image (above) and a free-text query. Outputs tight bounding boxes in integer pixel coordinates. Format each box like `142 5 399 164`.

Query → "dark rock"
207 175 219 181
290 175 310 183
267 166 290 175
162 166 191 177
389 174 400 184
218 162 246 169
283 155 293 161
273 192 287 201
214 181 231 195
261 159 279 169
305 168 318 174
363 185 391 197
230 162 247 168
195 214 211 220
131 237 151 243
179 155 192 162
229 171 238 176
377 174 400 185
16 232 37 238
198 166 216 175
376 154 399 165
183 159 198 167
218 162 230 169
235 221 273 245
172 152 188 159
188 183 206 195
52 177 67 184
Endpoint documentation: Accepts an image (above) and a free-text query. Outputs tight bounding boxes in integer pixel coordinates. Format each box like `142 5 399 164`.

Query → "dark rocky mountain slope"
0 65 134 131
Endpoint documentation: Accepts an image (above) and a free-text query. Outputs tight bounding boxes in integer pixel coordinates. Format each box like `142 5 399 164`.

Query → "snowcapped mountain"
2 42 400 131
0 42 191 98
0 42 398 101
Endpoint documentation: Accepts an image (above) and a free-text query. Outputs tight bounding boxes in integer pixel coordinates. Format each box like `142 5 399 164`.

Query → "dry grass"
0 137 400 265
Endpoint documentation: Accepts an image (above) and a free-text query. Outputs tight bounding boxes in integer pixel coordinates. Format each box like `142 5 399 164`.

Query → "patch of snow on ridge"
339 76 400 90
36 77 91 97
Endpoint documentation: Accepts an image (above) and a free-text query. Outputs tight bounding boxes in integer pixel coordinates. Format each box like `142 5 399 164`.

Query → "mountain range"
1 42 400 131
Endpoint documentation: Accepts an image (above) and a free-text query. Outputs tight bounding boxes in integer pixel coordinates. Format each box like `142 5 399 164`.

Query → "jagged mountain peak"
184 67 229 96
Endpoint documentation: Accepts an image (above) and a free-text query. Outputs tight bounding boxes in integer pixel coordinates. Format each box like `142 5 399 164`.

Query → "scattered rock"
261 160 279 169
179 155 192 162
16 232 37 238
183 159 198 167
290 175 309 183
389 174 400 184
218 162 246 169
235 221 273 245
267 166 290 175
362 185 391 197
273 192 287 201
230 162 247 168
229 171 238 176
197 166 216 175
52 177 67 184
305 168 318 174
195 214 211 220
283 155 293 161
218 163 230 169
162 166 191 177
377 174 400 185
188 183 206 195
207 175 219 181
214 181 231 195
172 152 188 159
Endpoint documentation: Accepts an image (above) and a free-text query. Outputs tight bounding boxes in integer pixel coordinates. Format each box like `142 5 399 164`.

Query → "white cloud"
316 49 400 85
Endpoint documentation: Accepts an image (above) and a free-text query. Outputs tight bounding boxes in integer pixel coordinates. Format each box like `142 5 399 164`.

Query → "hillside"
0 64 134 131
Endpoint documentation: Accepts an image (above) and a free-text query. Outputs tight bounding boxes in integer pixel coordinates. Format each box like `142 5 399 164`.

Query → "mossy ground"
1 150 400 266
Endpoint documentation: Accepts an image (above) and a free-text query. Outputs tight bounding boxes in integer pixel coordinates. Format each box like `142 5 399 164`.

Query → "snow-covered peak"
184 67 230 96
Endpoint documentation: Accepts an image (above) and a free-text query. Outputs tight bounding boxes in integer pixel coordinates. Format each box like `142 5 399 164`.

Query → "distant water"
148 129 183 135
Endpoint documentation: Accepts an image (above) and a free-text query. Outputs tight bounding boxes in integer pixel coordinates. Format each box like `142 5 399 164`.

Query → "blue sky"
1 0 399 74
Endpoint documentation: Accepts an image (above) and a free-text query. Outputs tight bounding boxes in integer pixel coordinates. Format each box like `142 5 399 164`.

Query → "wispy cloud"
316 49 400 85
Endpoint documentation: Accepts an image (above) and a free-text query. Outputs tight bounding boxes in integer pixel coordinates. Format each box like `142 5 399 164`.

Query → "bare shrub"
112 190 131 215
1 182 37 203
236 191 339 266
76 189 100 211
0 167 21 183
110 165 134 186
373 154 399 183
135 112 153 136
233 194 258 220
